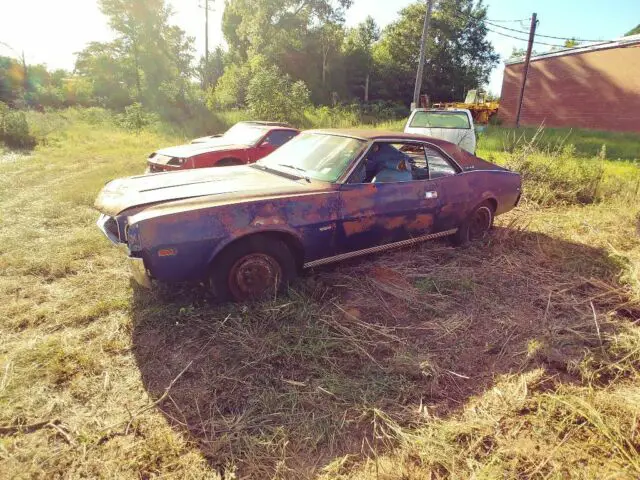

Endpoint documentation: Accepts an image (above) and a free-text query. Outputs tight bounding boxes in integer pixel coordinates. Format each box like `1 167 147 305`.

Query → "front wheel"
209 236 297 302
451 201 494 246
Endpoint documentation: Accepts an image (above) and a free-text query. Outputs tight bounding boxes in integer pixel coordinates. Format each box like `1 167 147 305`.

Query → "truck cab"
404 108 476 155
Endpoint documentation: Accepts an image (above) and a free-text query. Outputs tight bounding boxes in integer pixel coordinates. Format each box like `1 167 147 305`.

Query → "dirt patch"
0 150 32 164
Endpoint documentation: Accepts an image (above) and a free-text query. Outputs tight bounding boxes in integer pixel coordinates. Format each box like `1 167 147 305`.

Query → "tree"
318 22 344 89
563 38 580 48
626 24 640 36
508 47 539 60
0 56 26 106
246 64 311 124
221 0 353 102
209 62 251 109
343 16 380 101
223 0 353 60
373 0 499 103
198 46 226 90
76 0 195 114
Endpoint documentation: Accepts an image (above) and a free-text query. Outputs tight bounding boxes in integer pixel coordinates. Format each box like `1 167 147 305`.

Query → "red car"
146 123 299 173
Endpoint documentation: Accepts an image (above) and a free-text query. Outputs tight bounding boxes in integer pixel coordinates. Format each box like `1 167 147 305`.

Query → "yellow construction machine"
421 89 499 125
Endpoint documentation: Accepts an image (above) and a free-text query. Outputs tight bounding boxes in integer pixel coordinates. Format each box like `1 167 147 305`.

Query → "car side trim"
303 228 458 269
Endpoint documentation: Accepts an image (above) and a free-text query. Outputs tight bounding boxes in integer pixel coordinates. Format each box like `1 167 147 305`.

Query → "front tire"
210 236 297 302
451 201 494 246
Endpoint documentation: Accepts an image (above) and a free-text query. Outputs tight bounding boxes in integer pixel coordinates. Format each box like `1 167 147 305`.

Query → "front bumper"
98 214 152 289
129 256 152 289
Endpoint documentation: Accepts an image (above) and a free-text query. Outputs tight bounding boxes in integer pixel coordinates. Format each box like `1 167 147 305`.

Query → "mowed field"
1 111 640 479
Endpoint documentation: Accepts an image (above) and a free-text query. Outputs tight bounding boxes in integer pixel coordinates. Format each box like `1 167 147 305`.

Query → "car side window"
265 130 296 147
425 146 458 179
348 142 425 184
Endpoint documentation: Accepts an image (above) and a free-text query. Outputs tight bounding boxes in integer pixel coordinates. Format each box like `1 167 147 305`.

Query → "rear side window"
410 111 470 129
265 130 297 147
425 146 458 178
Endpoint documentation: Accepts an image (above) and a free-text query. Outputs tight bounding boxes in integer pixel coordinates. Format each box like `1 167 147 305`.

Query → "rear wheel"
451 201 494 246
210 236 297 302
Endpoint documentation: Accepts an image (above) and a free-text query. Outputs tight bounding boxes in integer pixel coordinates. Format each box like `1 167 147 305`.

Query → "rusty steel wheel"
228 253 283 301
210 235 297 302
468 206 493 241
451 201 495 246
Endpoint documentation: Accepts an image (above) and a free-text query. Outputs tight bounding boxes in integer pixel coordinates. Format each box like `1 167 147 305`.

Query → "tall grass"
1 112 640 479
478 124 640 161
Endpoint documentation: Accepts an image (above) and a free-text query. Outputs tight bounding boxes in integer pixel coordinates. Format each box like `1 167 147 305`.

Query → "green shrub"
79 107 114 125
209 63 251 109
0 109 37 149
115 102 157 132
246 65 311 125
0 101 8 139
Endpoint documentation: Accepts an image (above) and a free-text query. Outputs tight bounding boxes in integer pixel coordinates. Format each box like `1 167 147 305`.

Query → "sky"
0 0 638 96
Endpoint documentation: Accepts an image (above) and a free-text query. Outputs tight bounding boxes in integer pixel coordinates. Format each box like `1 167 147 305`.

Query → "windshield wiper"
277 164 306 173
276 164 311 183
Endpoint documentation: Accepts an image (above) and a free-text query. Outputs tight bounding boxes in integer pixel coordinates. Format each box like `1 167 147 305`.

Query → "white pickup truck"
404 108 476 154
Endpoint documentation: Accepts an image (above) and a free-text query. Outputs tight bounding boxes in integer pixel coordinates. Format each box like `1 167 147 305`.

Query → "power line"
486 18 530 23
447 8 566 48
486 21 614 43
453 7 615 45
486 28 565 48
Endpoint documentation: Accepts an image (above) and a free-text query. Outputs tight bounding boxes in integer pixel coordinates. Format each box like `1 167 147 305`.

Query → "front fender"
206 225 304 265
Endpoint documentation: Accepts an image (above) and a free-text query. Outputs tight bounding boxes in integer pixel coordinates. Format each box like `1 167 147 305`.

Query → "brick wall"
497 44 640 132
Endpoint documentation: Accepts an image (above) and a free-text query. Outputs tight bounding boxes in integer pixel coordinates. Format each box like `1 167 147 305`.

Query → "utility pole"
412 0 435 110
515 13 538 128
199 0 216 88
205 0 209 64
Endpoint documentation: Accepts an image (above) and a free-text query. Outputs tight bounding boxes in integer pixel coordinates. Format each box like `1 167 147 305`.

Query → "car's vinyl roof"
303 129 482 167
305 128 453 143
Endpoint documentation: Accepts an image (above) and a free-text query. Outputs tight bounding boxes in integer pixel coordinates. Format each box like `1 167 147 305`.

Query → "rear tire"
451 201 494 246
209 236 297 302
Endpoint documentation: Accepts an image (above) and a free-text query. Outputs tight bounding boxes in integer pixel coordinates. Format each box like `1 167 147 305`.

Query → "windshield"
410 111 471 129
222 124 268 145
256 132 366 182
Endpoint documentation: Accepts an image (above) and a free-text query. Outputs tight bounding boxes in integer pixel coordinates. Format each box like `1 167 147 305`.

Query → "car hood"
191 134 223 143
155 138 248 158
95 165 314 216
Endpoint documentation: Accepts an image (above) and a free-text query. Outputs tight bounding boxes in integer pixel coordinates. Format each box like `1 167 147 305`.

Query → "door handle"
425 191 438 199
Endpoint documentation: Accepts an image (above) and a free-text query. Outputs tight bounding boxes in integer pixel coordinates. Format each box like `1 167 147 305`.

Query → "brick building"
497 35 640 132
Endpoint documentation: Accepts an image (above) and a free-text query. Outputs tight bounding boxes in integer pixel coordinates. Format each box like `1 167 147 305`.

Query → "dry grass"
1 114 640 479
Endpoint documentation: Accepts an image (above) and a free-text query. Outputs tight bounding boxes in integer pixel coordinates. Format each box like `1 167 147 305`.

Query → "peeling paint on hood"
94 165 321 216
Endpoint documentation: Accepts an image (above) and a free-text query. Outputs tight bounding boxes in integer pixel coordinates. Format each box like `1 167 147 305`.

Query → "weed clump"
503 126 638 206
0 106 37 149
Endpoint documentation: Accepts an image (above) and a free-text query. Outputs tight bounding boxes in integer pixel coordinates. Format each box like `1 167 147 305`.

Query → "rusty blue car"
95 130 521 301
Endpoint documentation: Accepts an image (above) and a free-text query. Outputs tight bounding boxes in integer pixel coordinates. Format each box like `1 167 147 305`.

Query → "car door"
336 143 441 254
423 144 472 232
